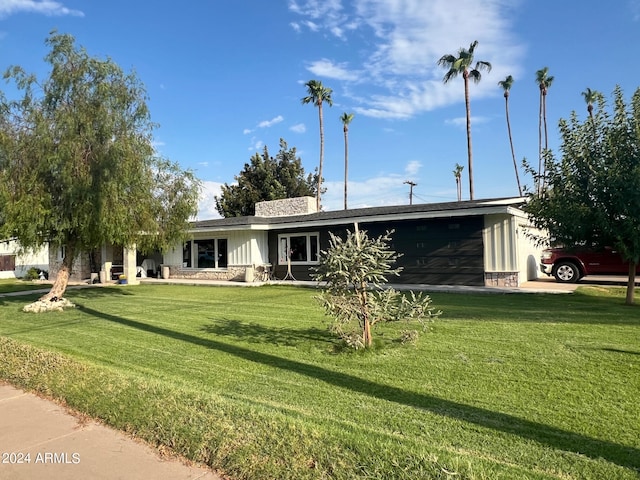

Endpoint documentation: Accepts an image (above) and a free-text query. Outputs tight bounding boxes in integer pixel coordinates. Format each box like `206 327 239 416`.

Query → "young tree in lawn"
313 226 441 349
340 112 354 210
301 80 333 211
438 40 492 200
498 75 522 196
535 67 554 192
524 86 640 305
215 138 316 217
0 32 201 303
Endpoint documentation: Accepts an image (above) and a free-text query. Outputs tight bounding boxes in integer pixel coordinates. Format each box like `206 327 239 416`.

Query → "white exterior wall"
516 217 546 281
484 214 517 272
483 212 547 285
227 230 269 266
162 230 269 280
0 239 49 279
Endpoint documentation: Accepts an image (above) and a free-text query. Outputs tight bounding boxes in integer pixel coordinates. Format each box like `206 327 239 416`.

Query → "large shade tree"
0 32 201 302
438 40 491 200
301 79 333 211
215 138 317 217
524 86 640 305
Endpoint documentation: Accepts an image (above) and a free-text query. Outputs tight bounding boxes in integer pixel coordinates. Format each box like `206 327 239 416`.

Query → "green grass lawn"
0 284 638 479
0 278 50 294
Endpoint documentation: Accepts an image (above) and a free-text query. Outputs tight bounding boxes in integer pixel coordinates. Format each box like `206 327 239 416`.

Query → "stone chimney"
254 196 317 217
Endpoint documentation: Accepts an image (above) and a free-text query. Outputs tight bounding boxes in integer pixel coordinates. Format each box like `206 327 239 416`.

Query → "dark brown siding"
268 216 485 285
0 255 16 272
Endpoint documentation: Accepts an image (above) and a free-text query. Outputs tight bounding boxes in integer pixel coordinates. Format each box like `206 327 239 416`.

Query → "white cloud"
306 59 360 81
196 180 224 220
445 116 491 129
243 128 253 135
322 174 413 211
290 123 306 133
0 0 84 18
405 160 421 176
258 115 284 128
289 0 525 119
248 138 264 151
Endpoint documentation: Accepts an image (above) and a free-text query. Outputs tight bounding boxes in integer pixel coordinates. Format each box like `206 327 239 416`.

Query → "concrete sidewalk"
0 383 221 480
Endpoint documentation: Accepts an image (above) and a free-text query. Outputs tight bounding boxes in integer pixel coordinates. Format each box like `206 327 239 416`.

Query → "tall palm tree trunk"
463 73 474 200
504 96 522 196
541 92 549 191
317 104 324 211
343 127 349 210
538 90 543 194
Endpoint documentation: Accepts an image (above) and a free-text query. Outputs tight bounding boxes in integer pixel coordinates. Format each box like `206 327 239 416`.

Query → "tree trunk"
344 127 349 210
317 102 324 211
625 262 636 305
354 223 372 347
463 73 474 200
505 96 522 196
541 90 549 191
538 90 543 194
39 244 75 301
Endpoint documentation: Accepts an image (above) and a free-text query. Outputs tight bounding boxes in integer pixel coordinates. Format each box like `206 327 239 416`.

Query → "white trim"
277 232 320 265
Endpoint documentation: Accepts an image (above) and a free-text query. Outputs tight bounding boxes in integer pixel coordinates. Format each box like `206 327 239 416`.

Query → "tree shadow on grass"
201 319 333 347
76 303 640 472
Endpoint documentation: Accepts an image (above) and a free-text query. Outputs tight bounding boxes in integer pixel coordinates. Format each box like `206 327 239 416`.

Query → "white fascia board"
189 204 524 234
263 205 519 230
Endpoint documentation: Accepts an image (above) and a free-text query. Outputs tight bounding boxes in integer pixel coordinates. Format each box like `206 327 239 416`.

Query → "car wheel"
553 262 580 283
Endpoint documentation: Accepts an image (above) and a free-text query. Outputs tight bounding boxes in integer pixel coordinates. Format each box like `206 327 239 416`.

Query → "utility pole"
404 180 417 205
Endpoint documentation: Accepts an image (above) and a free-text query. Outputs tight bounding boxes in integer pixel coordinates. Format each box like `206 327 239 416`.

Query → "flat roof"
191 197 527 232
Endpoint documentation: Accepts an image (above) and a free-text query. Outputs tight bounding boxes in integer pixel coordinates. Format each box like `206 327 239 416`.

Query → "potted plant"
118 274 128 285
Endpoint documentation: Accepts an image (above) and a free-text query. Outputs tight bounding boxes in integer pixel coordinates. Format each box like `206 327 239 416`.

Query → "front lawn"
0 278 50 294
0 284 638 479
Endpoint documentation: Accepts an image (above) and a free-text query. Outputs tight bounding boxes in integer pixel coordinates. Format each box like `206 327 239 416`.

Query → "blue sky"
1 0 639 219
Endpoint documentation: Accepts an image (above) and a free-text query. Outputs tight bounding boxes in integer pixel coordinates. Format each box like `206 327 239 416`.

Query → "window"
278 233 319 265
184 239 228 269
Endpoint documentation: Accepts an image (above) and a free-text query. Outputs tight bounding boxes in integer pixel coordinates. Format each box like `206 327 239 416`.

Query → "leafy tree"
215 138 316 217
438 40 491 200
301 79 333 211
313 226 441 349
524 86 640 305
0 32 200 303
535 67 554 191
340 112 354 210
498 75 522 196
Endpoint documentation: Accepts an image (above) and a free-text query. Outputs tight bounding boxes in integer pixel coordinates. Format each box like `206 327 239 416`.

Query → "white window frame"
278 232 320 265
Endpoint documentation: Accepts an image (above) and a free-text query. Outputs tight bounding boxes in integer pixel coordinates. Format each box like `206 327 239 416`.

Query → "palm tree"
438 40 492 200
453 163 464 202
301 80 333 210
582 87 602 120
536 67 554 192
498 75 522 196
339 112 354 210
582 87 601 143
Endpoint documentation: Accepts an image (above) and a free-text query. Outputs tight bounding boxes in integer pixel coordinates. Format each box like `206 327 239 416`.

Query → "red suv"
540 246 639 283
